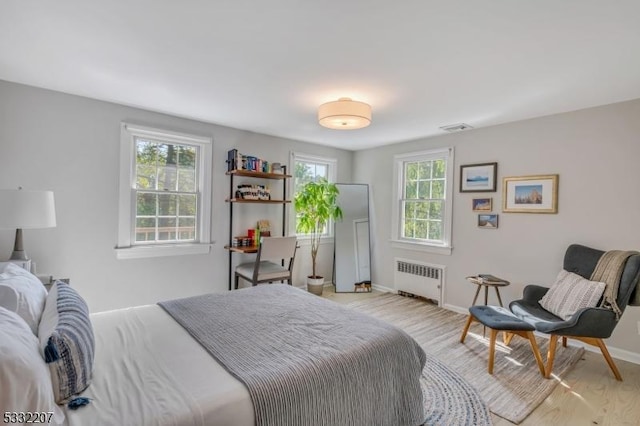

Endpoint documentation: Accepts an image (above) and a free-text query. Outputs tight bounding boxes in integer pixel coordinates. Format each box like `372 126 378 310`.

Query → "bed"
1 266 426 426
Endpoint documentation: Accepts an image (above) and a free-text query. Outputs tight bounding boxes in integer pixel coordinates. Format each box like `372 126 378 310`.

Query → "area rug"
347 294 585 424
421 354 492 425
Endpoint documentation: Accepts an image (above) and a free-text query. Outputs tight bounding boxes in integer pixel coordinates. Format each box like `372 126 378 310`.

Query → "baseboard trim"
441 303 640 365
372 283 396 293
443 303 468 315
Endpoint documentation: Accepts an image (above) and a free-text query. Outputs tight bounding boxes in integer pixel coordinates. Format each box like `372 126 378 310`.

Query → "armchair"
510 244 640 381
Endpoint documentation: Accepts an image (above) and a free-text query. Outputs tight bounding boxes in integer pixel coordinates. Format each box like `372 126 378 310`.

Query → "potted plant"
294 179 343 295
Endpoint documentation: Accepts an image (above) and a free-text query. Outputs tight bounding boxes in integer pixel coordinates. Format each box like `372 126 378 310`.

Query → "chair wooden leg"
505 331 516 345
562 336 567 347
488 329 498 374
460 315 474 343
545 335 558 378
526 332 546 376
595 338 623 381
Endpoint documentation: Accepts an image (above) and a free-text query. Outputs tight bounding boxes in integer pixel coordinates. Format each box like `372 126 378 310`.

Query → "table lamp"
0 188 56 261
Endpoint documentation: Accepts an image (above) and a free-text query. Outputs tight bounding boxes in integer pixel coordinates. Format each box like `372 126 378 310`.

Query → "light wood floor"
324 287 640 425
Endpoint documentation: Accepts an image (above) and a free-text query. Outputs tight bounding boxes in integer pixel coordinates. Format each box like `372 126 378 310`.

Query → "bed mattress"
64 305 254 426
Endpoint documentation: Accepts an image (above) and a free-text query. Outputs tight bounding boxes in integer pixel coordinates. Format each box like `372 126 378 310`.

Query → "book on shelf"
467 274 509 284
226 149 237 171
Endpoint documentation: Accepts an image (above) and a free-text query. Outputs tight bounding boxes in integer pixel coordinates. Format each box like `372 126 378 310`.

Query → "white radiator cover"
394 258 443 303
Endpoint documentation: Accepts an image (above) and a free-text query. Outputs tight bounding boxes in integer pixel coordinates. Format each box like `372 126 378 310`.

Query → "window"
290 152 337 237
392 148 454 255
117 123 212 259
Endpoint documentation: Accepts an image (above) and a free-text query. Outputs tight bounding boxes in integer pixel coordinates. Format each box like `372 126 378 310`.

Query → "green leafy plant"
294 179 343 279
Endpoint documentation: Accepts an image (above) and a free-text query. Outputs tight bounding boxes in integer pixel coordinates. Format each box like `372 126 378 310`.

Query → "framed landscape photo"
460 162 497 192
502 174 559 213
472 197 492 212
477 214 498 229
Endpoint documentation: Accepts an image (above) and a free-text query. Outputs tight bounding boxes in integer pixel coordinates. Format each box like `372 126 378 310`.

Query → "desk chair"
234 236 298 289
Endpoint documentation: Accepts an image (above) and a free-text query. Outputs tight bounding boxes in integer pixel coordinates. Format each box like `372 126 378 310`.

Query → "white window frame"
289 152 338 242
116 123 212 259
391 147 454 255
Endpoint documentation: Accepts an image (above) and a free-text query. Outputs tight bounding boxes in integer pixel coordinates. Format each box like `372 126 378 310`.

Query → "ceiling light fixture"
318 97 371 130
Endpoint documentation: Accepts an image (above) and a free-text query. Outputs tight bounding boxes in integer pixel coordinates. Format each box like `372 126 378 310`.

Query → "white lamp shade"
318 97 372 130
0 189 57 229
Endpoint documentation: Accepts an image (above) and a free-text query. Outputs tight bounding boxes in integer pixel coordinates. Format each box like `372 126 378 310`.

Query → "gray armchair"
510 244 640 381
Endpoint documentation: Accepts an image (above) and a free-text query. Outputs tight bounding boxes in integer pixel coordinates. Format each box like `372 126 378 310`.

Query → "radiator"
394 258 443 303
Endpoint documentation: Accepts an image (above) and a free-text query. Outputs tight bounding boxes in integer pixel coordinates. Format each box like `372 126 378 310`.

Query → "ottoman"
460 305 545 376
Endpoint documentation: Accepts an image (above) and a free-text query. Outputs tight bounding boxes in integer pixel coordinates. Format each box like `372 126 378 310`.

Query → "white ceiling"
1 1 639 151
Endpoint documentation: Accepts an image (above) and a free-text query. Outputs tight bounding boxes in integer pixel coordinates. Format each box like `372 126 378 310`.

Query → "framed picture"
460 162 497 192
477 214 498 229
472 197 492 212
502 174 559 213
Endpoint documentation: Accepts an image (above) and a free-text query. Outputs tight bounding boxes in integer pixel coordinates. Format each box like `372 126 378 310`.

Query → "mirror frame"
332 183 372 293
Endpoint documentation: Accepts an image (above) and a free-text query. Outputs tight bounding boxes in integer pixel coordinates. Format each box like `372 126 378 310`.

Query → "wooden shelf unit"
225 198 290 204
223 245 259 254
225 167 290 290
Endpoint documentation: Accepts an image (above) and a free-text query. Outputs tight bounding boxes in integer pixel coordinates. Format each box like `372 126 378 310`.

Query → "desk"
467 276 510 307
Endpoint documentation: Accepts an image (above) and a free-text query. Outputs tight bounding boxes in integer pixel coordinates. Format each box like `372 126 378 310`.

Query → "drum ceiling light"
318 97 371 130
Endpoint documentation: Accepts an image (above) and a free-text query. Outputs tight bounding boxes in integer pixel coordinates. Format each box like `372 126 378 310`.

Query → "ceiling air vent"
439 123 473 133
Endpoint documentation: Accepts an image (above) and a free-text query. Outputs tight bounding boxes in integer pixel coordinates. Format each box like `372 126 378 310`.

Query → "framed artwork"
460 162 497 192
472 197 492 212
502 174 559 213
477 214 499 228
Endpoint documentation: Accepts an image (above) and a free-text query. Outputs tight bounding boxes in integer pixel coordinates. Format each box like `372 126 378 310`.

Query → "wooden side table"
467 275 510 307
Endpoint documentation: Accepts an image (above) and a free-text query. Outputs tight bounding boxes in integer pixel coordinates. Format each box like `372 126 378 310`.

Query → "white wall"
3 79 638 359
354 98 640 358
0 81 352 312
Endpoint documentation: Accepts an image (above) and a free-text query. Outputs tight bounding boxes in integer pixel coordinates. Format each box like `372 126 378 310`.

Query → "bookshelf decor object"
224 149 291 290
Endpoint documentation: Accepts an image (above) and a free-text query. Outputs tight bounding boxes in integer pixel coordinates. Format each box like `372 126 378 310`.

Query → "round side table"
467 276 510 307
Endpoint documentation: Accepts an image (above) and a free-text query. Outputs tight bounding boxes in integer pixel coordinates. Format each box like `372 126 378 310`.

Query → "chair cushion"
539 269 606 320
236 261 290 281
469 305 535 331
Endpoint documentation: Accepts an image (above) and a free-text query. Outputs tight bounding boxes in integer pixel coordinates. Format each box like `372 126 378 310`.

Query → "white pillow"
0 284 19 312
0 263 48 334
539 269 606 320
0 307 65 425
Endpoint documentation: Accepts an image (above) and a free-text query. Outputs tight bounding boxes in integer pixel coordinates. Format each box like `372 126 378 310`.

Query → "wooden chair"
510 244 640 381
234 236 298 289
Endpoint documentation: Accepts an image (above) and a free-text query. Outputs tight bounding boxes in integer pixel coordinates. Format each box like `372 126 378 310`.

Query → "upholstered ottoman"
460 305 546 376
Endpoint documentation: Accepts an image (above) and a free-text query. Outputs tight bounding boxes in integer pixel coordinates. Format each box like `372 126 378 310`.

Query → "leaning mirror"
333 184 371 292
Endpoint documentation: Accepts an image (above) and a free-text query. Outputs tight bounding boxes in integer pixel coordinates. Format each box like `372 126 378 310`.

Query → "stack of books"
226 149 280 173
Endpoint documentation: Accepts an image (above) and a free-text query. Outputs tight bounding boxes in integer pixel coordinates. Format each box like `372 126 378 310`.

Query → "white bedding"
64 305 254 426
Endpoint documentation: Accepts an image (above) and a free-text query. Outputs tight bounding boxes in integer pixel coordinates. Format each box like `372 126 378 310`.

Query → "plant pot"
307 276 324 296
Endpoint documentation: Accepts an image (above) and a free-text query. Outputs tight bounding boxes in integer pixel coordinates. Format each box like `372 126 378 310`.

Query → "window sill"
390 239 452 255
295 236 335 247
115 243 211 260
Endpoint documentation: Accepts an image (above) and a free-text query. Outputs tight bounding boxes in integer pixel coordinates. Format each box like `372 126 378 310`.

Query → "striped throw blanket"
159 284 426 426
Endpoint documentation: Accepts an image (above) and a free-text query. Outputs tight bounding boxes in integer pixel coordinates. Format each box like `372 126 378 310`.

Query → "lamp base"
9 228 29 261
9 250 29 261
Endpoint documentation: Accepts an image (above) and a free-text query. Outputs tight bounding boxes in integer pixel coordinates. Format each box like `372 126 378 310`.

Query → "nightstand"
0 259 32 272
38 275 70 292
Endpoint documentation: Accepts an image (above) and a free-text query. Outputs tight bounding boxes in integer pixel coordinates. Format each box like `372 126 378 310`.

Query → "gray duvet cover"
159 284 425 426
